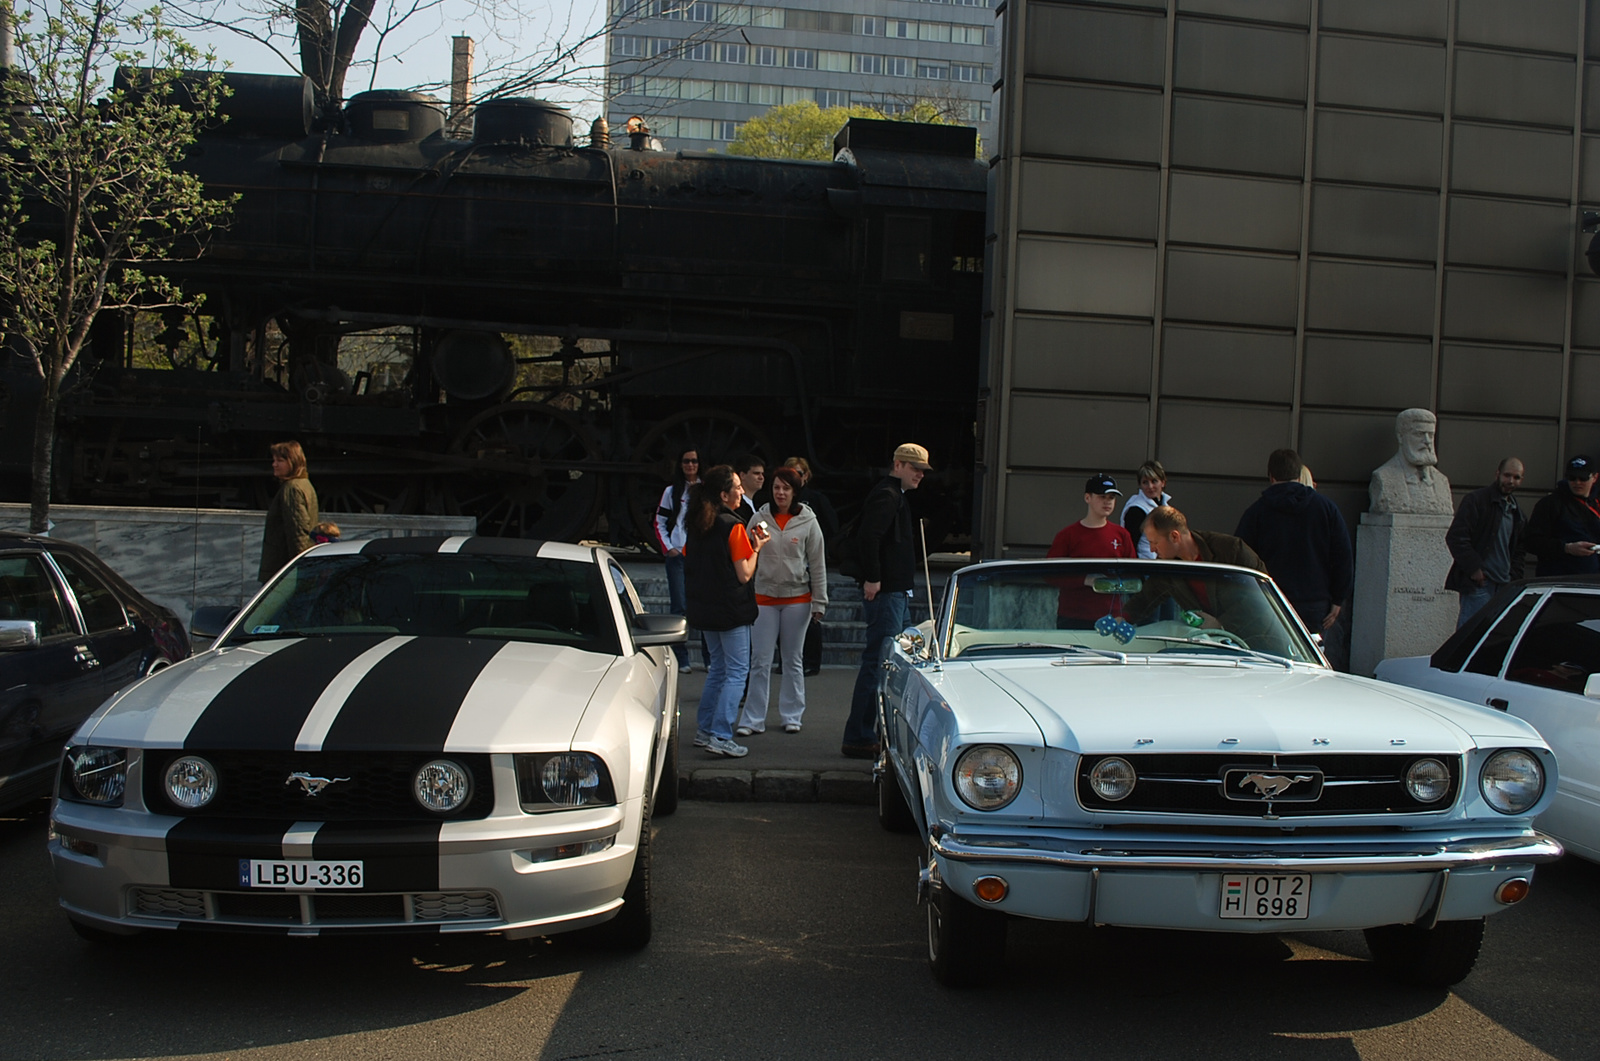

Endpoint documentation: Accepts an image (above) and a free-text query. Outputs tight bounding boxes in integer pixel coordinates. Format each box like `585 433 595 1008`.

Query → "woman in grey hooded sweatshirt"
737 467 828 734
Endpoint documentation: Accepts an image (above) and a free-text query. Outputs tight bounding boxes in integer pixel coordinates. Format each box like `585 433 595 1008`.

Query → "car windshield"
943 561 1320 665
227 554 620 654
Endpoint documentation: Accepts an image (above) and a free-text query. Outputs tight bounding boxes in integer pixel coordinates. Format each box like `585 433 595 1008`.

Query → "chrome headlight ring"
1480 749 1544 815
953 745 1022 811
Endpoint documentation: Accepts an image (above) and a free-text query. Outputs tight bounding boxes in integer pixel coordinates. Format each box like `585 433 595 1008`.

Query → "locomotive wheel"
441 402 603 541
317 477 419 516
627 409 774 544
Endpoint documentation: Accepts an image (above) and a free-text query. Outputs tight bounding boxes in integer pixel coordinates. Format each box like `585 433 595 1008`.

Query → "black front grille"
1077 753 1462 816
142 751 495 821
316 894 407 920
215 893 301 921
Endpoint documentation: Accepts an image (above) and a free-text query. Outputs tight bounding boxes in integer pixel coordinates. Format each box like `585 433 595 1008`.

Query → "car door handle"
1486 697 1509 711
74 644 101 669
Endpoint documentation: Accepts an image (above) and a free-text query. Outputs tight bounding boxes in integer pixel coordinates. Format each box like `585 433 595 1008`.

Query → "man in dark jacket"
1526 455 1600 577
1142 505 1267 572
841 443 928 759
1445 457 1526 627
1234 449 1354 634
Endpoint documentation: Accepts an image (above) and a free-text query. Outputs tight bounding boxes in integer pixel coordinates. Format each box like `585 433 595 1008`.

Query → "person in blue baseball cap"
1526 454 1600 576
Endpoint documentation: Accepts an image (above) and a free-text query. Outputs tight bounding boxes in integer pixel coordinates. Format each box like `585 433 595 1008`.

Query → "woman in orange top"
737 467 828 735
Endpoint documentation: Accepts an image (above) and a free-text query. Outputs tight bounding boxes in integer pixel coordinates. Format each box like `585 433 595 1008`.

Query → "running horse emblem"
1238 773 1314 798
286 771 351 796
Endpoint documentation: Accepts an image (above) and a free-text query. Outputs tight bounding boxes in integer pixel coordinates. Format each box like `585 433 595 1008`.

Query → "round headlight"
1480 749 1544 814
1089 756 1138 801
953 745 1022 811
1405 758 1451 803
414 759 472 813
69 747 127 804
164 756 218 809
541 753 606 806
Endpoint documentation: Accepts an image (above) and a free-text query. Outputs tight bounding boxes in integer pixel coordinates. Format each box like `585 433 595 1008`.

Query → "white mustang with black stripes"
48 536 685 947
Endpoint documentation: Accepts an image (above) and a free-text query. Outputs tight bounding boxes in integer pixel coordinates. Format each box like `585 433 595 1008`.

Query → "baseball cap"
893 443 932 471
1568 454 1596 478
1085 473 1121 496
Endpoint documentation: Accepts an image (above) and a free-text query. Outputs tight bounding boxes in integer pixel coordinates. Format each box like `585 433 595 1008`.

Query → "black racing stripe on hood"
320 637 505 751
185 636 391 750
165 817 300 890
360 537 451 555
313 821 443 892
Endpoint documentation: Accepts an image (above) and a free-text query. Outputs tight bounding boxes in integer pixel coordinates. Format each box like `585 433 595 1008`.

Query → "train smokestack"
590 115 609 148
448 35 473 138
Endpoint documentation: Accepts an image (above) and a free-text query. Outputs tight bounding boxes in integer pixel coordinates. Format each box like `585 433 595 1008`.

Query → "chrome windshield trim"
930 831 1564 874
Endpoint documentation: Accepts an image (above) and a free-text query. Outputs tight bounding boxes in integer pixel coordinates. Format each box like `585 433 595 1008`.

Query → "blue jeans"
697 625 751 740
1458 581 1502 628
844 591 908 746
664 554 689 667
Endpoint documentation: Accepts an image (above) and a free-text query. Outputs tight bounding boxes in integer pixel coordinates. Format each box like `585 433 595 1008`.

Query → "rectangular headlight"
514 753 617 811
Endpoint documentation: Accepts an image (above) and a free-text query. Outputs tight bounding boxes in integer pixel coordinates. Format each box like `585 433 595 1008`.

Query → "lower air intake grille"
131 888 207 919
413 891 499 921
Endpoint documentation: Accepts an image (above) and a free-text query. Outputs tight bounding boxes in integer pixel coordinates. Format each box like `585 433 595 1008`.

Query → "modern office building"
604 0 998 154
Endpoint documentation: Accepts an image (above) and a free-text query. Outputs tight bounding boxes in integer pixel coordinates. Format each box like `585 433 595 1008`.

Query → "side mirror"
632 613 688 647
0 619 39 650
896 626 927 658
189 606 239 641
1585 673 1600 700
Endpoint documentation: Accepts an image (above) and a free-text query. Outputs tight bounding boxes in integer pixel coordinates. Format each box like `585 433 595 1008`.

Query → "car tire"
1363 917 1486 988
876 756 915 834
927 874 1005 988
655 712 680 818
586 795 653 950
68 918 142 947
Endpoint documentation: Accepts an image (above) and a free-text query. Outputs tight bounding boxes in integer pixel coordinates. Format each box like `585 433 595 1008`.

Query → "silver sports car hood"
976 659 1544 755
82 635 615 753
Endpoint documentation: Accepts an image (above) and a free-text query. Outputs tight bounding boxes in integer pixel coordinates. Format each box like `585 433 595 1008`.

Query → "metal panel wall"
980 0 1600 556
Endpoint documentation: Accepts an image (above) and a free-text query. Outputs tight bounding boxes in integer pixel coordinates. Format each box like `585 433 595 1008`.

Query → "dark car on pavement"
0 534 190 810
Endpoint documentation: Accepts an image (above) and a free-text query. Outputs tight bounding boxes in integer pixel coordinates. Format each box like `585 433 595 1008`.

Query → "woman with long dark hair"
685 464 768 758
737 466 827 735
259 440 318 581
653 444 700 672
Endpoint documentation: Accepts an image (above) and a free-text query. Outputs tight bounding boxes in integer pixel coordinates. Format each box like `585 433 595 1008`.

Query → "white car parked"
1377 576 1600 863
49 536 683 947
876 559 1562 988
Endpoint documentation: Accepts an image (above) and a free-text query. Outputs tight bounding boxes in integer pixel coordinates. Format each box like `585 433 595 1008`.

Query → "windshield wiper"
961 642 1128 662
1136 635 1294 670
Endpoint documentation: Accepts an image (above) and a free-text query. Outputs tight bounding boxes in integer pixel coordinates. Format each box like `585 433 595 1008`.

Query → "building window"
716 3 750 23
651 37 677 57
687 1 715 20
751 6 781 26
750 83 781 105
681 78 714 99
816 89 847 108
642 77 679 97
855 53 883 74
612 34 645 56
613 75 635 94
951 24 988 45
857 15 879 35
754 45 779 65
917 63 948 79
716 120 740 140
679 117 714 139
952 63 989 82
685 40 711 61
782 85 810 104
818 50 850 72
886 56 910 77
715 80 748 102
918 21 951 42
656 0 684 19
886 19 914 38
786 48 816 69
654 116 679 137
717 42 747 63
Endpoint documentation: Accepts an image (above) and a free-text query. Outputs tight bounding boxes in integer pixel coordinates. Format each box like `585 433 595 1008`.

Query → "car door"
0 552 99 793
48 550 144 695
1485 590 1600 860
1438 591 1545 709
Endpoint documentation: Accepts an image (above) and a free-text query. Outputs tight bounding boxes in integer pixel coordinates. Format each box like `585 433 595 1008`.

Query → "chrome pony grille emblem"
1223 767 1324 802
286 771 351 797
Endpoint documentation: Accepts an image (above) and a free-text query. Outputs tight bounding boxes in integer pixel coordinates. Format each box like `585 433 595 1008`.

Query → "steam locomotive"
0 72 987 543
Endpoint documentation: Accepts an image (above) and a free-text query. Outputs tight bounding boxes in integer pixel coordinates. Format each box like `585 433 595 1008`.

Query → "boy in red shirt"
1048 473 1136 627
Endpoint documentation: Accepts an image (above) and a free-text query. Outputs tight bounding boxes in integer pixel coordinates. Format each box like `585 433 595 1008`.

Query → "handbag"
803 615 823 676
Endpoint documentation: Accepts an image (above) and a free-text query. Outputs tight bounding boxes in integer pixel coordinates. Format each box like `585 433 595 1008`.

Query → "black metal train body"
1 72 987 543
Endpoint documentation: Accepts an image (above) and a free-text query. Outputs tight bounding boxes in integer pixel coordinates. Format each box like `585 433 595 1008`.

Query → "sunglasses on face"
681 458 699 464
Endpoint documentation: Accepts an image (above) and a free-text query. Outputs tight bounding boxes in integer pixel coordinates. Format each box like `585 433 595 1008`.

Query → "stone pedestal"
1350 512 1455 677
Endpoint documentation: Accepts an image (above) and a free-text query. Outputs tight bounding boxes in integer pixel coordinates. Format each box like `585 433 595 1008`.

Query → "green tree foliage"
726 98 977 161
0 0 232 531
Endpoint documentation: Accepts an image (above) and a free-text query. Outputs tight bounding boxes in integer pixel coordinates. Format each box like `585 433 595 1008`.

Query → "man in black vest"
841 443 928 759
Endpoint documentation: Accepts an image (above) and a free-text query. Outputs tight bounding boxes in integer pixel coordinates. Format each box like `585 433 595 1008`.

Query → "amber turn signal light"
1495 878 1530 905
973 876 1009 903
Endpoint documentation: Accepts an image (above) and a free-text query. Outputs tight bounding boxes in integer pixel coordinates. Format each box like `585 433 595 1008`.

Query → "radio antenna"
918 517 941 669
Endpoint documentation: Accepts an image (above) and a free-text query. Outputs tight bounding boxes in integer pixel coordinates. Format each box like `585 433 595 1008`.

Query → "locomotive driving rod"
293 309 821 462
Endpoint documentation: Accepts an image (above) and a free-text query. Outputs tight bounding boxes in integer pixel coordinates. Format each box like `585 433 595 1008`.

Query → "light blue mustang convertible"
875 559 1563 988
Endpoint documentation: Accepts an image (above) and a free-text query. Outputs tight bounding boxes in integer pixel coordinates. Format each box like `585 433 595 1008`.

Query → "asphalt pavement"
3 799 1598 1060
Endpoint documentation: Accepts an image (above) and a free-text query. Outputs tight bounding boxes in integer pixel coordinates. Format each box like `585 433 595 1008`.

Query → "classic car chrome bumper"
930 829 1565 874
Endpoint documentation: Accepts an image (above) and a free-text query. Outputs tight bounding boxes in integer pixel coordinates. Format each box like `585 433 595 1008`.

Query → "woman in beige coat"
259 440 318 581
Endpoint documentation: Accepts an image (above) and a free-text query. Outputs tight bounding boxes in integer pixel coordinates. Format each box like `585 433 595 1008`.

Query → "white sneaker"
704 735 748 758
679 662 692 674
693 730 712 748
784 723 802 734
735 726 755 737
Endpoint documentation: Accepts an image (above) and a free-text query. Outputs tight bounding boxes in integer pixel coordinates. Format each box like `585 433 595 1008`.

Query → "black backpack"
833 482 898 581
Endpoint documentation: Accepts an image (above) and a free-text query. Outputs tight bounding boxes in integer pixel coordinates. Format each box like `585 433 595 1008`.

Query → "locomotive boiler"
0 72 988 544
